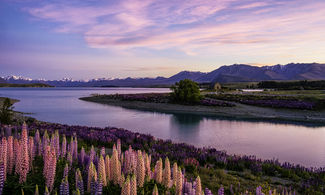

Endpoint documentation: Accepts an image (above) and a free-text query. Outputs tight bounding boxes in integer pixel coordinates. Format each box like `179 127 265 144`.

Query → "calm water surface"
0 87 324 167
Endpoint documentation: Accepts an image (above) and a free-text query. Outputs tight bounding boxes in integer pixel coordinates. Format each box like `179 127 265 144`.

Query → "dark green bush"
170 79 202 104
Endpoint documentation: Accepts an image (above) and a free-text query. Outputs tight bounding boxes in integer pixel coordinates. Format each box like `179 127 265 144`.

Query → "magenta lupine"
45 147 57 192
28 136 34 169
7 136 13 174
0 161 5 195
0 138 7 181
61 135 67 158
43 146 51 177
19 123 29 183
14 139 21 175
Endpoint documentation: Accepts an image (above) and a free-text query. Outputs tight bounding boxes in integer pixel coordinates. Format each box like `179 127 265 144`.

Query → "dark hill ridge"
2 63 325 87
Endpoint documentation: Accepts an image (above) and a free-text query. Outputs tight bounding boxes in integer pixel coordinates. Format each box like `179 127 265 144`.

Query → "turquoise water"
0 87 324 167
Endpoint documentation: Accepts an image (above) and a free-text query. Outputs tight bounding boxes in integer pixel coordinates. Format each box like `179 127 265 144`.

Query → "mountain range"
2 63 325 87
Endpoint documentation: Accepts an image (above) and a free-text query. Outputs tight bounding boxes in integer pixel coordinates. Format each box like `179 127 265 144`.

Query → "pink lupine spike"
0 138 7 181
19 123 29 183
7 136 14 174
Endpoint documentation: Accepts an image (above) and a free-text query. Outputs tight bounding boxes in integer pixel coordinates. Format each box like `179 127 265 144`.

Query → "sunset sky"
1 0 325 80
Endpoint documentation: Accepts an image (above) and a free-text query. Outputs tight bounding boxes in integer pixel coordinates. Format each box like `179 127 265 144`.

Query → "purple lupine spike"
80 147 85 165
75 169 84 195
63 163 69 179
218 186 224 195
60 177 69 195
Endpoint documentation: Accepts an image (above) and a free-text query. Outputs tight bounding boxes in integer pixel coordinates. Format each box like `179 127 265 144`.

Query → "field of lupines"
0 121 324 195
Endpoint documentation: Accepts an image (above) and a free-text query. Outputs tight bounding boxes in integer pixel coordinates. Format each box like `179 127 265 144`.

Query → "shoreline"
80 96 325 125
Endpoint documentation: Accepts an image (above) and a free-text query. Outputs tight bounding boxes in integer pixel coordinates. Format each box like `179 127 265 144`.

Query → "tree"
0 98 14 125
170 79 202 104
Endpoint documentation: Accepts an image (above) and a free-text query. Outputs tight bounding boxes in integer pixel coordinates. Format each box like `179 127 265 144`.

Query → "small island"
80 80 325 124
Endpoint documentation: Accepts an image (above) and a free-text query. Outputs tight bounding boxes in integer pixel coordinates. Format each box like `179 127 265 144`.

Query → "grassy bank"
1 121 323 194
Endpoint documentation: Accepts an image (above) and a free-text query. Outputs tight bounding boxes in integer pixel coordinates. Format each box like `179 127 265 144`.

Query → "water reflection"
0 87 324 167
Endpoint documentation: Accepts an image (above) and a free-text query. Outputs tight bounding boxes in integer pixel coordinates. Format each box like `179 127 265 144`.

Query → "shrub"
170 79 202 104
0 98 14 125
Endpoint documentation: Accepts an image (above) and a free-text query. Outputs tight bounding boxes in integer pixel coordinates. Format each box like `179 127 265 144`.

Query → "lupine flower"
28 136 34 168
117 139 121 159
63 163 69 179
110 147 121 185
73 137 78 160
163 157 171 187
136 150 145 187
98 155 107 186
19 123 29 183
80 147 85 165
87 162 97 193
44 186 50 195
195 176 202 195
60 177 69 195
34 185 39 195
100 147 105 157
121 176 130 195
154 158 163 184
45 147 57 192
176 167 183 195
0 138 7 181
218 186 224 195
96 176 103 195
61 135 67 158
0 161 5 195
104 155 110 182
7 136 13 174
172 162 178 186
144 153 151 179
75 169 84 195
152 184 159 195
130 175 137 195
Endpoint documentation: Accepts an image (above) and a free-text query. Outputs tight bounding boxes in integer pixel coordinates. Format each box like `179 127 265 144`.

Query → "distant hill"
0 83 53 88
2 63 325 87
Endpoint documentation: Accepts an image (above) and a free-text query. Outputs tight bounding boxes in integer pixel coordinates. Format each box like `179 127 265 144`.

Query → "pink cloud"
22 0 325 57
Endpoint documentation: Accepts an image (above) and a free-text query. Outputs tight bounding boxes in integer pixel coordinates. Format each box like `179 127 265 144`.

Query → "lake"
0 87 324 167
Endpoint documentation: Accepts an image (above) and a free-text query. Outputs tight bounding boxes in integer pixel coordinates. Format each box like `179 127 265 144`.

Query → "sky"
1 0 325 80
